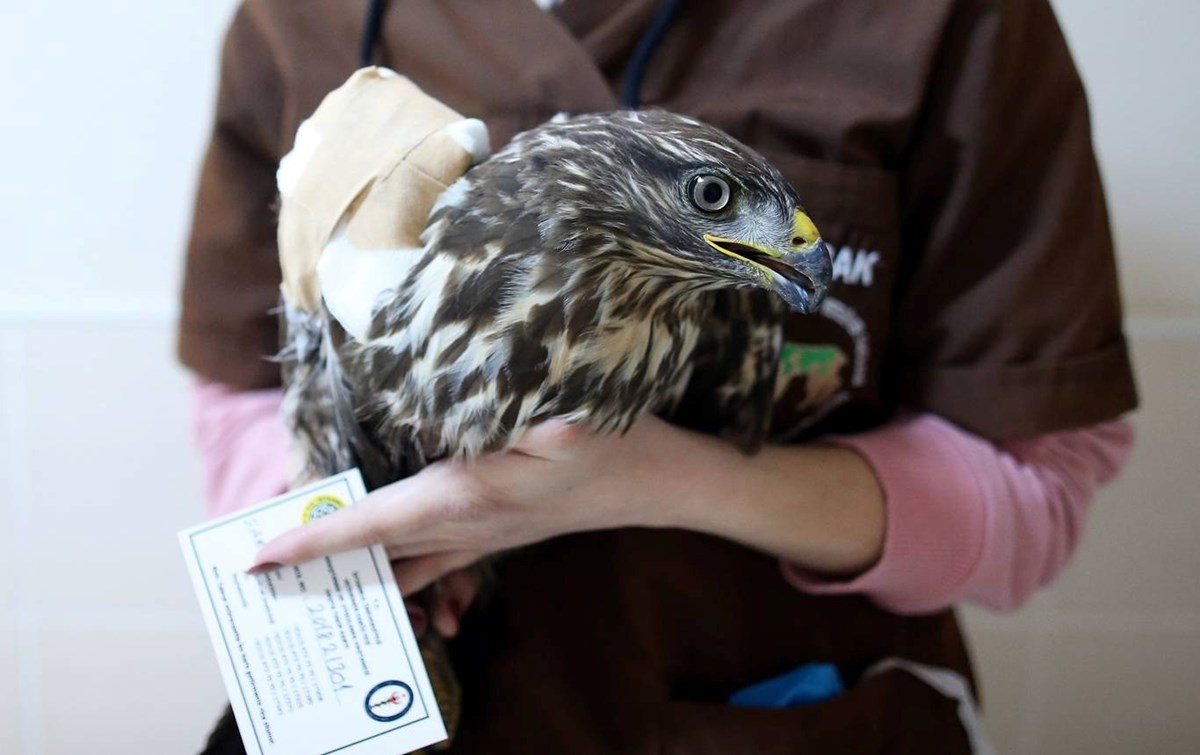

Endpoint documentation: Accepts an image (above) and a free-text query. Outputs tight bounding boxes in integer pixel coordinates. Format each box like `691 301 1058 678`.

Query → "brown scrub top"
180 1 1137 751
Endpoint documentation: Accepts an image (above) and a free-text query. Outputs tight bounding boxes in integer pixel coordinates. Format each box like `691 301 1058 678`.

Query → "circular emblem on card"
364 680 414 722
302 494 345 524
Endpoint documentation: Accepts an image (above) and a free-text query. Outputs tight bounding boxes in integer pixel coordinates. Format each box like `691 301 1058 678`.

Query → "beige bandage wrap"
276 67 489 313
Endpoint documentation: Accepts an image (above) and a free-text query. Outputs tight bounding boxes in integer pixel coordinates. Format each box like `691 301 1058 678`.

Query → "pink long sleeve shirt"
191 380 1132 614
786 414 1133 613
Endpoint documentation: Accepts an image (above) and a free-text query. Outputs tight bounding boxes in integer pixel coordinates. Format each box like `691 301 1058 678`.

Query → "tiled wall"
1 1 1196 753
963 335 1200 753
0 323 228 751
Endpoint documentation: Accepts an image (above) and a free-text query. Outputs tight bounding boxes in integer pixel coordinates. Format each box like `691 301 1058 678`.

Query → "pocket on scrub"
656 668 972 755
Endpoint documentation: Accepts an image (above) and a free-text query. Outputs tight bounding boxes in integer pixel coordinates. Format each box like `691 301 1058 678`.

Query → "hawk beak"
703 211 832 313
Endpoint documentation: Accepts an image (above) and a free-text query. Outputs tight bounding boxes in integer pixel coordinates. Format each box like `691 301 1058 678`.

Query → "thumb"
391 550 483 596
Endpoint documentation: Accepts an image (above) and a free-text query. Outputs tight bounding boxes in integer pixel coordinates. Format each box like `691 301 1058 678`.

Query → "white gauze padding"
276 119 321 199
442 118 491 165
317 226 422 341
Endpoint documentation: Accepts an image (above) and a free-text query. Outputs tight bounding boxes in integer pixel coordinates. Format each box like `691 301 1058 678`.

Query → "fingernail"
440 616 461 638
247 561 284 575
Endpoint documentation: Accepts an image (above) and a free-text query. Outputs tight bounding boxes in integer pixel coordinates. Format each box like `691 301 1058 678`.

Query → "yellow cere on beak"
792 210 820 246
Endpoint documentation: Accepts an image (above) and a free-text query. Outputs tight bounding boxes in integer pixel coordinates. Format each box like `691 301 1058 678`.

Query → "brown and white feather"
281 111 798 489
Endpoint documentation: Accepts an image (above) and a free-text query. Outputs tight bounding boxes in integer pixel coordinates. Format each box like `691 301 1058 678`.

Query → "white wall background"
0 3 243 751
0 1 1196 752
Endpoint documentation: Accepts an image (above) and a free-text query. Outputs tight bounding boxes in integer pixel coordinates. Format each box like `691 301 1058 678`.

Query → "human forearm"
620 418 887 576
252 414 885 586
783 414 1135 613
244 399 1136 619
628 412 1136 615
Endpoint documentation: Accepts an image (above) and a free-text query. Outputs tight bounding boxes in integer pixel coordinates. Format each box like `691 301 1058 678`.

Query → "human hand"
250 412 886 612
250 416 671 603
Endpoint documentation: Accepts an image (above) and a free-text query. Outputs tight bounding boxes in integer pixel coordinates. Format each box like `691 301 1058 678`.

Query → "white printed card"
179 470 447 754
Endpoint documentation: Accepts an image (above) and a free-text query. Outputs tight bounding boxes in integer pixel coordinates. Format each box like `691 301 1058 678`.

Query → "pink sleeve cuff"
191 378 292 519
782 414 1133 614
783 415 989 613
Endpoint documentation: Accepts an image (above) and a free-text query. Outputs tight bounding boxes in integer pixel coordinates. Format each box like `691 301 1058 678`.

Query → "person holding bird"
181 1 1137 752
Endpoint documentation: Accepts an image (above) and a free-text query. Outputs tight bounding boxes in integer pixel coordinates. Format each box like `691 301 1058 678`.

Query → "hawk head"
492 110 833 313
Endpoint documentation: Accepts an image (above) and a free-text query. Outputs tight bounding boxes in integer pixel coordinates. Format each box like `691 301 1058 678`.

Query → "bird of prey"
280 110 832 491
277 106 832 743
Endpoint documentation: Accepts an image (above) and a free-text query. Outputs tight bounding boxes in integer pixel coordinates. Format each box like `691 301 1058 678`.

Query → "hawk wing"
280 303 408 489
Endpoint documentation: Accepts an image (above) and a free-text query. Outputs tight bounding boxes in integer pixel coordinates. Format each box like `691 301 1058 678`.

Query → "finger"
250 478 438 570
392 550 483 596
431 568 483 638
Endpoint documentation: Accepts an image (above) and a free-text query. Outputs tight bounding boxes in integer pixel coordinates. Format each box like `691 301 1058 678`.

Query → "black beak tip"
786 279 814 313
782 240 831 314
794 288 816 314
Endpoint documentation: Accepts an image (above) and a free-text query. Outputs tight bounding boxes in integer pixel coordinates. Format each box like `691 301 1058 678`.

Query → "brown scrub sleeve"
177 4 287 389
890 0 1137 440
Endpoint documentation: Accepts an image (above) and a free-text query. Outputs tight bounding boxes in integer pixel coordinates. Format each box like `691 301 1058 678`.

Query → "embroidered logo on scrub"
772 295 872 440
775 344 848 414
302 493 346 524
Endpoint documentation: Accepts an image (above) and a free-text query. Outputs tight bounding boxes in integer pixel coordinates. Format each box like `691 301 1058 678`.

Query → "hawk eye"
689 175 731 212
